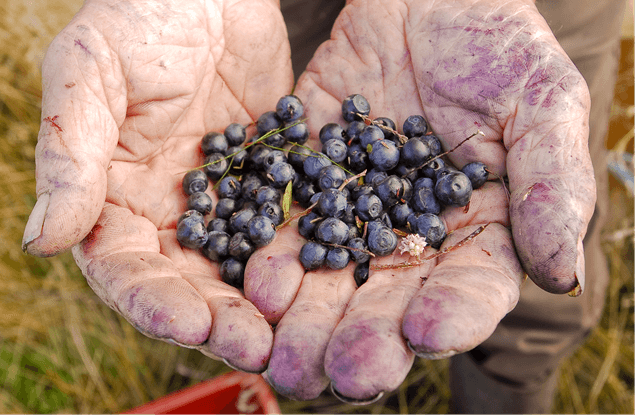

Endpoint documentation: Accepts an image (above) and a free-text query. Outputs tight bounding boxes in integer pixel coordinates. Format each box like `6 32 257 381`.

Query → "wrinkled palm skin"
23 0 595 402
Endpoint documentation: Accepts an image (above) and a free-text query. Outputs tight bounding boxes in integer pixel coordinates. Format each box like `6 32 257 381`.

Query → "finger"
402 223 525 359
264 264 357 400
72 204 211 346
23 24 124 256
324 250 436 401
243 223 306 325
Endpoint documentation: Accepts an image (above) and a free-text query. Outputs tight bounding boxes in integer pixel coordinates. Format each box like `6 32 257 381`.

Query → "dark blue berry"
411 213 446 249
435 171 473 207
228 232 255 261
402 115 428 138
342 94 370 122
317 188 347 218
315 217 349 245
322 139 348 163
276 95 304 123
288 144 312 172
347 237 370 263
359 125 385 148
353 261 370 287
263 132 286 148
293 178 318 207
303 155 332 181
346 121 366 143
176 215 208 249
267 162 295 188
389 202 414 228
347 143 369 173
375 117 397 141
257 111 282 135
283 122 310 144
224 123 246 146
461 161 489 189
374 175 405 208
420 134 442 157
248 144 271 171
350 184 374 201
400 137 431 168
217 176 242 199
355 193 383 222
299 241 328 270
326 248 350 270
298 211 322 239
411 177 441 215
258 201 284 226
367 225 398 256
229 207 257 234
225 146 248 171
187 192 213 215
255 185 281 206
215 198 239 219
319 123 346 144
178 209 204 226
203 153 229 181
207 217 229 233
202 231 230 262
247 215 276 247
263 150 288 173
202 132 228 155
182 170 208 195
368 139 400 171
364 168 388 188
241 172 264 201
318 164 346 191
220 257 245 289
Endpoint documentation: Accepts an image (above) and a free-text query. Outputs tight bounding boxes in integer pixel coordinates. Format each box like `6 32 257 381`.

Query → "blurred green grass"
0 1 632 413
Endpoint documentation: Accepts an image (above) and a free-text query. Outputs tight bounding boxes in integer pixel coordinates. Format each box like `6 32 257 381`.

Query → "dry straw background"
0 1 632 413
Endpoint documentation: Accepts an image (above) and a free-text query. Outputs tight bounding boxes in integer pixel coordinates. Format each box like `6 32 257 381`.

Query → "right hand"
22 0 294 373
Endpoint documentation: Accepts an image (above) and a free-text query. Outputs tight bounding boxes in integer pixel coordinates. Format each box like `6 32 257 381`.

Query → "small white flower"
399 234 427 258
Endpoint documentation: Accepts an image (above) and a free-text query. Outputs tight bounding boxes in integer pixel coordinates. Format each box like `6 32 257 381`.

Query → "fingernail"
568 240 585 297
330 383 384 405
22 193 50 253
222 358 264 374
407 340 458 360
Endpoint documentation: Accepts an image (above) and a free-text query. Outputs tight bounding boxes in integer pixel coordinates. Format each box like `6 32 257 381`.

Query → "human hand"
252 0 595 401
21 0 294 373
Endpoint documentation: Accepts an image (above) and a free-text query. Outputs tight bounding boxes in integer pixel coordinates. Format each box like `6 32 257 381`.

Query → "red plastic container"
123 371 280 414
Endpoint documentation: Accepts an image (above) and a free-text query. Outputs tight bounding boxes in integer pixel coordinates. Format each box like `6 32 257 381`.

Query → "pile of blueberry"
176 94 488 289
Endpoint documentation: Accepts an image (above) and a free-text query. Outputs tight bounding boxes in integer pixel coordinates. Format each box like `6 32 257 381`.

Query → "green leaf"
282 180 293 221
366 143 373 153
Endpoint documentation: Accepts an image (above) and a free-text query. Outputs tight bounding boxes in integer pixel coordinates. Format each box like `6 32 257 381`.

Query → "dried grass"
0 0 632 413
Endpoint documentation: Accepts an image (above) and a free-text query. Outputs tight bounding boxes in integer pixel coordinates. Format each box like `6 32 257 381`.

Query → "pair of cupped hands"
23 0 596 403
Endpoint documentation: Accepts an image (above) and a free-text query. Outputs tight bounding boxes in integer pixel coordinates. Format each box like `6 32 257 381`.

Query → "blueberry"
276 95 304 123
318 164 347 191
303 155 332 181
374 175 406 208
182 170 209 195
341 201 357 224
347 143 370 173
326 247 350 270
375 117 397 141
402 115 428 138
367 225 398 256
347 237 370 263
400 137 431 168
255 185 281 206
240 172 264 201
283 121 310 144
435 166 459 181
322 138 348 163
202 231 230 262
256 111 282 135
411 177 441 215
215 197 239 219
267 162 296 188
420 134 443 157
394 164 418 182
461 161 489 189
176 215 209 249
228 232 255 261
411 213 446 249
364 168 388 188
368 139 400 171
220 257 245 289
248 144 271 171
346 121 366 142
207 217 229 233
217 176 242 199
247 215 276 247
288 144 312 172
319 123 346 144
435 171 473 207
263 150 287 173
293 178 318 208
224 123 246 146
298 211 323 239
299 241 328 270
359 125 385 148
421 158 445 179
346 222 360 241
225 146 248 171
317 188 347 218
201 132 228 156
389 202 414 228
203 153 229 181
187 191 213 215
177 209 204 227
355 193 383 222
342 94 370 122
353 261 370 287
315 217 349 245
350 184 374 201
263 132 286 148
229 206 257 234
258 201 284 226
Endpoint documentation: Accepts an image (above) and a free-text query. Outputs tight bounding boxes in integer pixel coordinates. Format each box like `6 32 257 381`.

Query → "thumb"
22 24 124 256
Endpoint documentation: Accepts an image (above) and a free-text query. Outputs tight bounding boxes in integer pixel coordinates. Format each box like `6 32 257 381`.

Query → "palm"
257 0 595 401
26 0 293 372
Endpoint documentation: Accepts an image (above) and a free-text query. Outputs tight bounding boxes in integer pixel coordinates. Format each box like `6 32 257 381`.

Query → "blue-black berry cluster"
176 93 489 289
